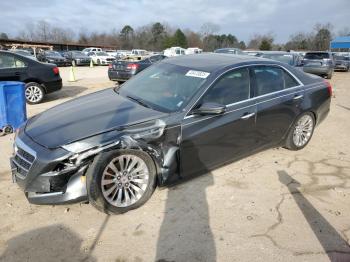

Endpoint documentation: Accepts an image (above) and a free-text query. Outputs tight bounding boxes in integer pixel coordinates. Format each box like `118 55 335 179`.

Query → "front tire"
86 149 157 214
25 82 45 104
285 112 315 151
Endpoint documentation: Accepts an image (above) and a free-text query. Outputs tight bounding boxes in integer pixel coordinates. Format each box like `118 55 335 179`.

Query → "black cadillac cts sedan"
10 54 331 214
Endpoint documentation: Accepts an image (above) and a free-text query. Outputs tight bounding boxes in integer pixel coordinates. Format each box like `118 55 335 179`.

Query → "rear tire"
86 149 157 214
25 82 45 104
285 112 315 151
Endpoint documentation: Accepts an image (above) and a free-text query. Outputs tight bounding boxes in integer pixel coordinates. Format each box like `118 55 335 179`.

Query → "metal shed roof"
330 36 350 49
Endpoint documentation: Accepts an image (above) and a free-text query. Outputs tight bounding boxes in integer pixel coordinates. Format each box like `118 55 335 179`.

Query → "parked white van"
164 47 186 57
185 47 203 55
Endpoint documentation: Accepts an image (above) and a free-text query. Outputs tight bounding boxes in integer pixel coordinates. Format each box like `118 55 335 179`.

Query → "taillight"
127 63 139 70
108 64 113 69
324 79 332 97
53 67 59 75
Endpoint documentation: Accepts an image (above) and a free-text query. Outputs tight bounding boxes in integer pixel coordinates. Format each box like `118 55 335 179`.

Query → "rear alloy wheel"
25 82 44 104
87 149 157 214
285 112 315 150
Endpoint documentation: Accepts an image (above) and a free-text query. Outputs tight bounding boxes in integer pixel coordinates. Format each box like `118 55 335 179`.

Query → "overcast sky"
1 0 349 43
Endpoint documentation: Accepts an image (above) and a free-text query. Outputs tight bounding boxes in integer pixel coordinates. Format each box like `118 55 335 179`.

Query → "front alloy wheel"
101 155 150 207
25 83 44 104
87 149 157 214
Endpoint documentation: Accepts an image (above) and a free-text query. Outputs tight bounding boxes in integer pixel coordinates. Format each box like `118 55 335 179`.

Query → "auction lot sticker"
186 70 210 78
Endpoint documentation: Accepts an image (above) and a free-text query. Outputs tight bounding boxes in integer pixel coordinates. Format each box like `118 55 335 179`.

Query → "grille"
12 146 35 178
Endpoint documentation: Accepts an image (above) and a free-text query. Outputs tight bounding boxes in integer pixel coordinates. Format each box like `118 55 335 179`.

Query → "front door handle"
293 94 304 100
14 72 21 76
241 112 255 120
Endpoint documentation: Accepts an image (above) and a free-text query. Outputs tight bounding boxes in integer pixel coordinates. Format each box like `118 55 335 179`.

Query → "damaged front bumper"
11 134 89 205
11 117 182 205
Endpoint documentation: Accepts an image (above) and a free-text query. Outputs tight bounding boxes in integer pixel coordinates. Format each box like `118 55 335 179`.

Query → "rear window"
335 55 347 60
253 66 299 96
304 52 329 59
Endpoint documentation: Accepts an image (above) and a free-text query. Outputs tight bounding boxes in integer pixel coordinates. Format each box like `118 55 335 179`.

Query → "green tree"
0 32 8 39
239 41 246 50
151 22 167 51
259 39 272 50
172 29 187 48
120 25 134 49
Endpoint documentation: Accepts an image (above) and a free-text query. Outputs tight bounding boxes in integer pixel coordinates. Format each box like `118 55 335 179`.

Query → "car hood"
74 56 90 59
25 88 166 149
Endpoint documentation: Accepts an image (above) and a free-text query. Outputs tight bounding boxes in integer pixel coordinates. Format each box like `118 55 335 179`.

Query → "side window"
15 58 27 68
202 68 250 105
283 70 299 88
0 54 16 69
253 66 284 96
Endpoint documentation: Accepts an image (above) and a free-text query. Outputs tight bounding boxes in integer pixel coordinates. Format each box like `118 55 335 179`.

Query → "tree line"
1 21 349 51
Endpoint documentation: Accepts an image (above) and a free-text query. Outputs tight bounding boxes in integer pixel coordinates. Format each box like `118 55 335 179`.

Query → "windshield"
304 52 329 59
116 63 208 112
261 54 294 65
96 52 108 56
45 51 62 56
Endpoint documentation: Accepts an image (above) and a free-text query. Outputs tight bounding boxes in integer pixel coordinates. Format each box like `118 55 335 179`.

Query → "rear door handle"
14 72 21 76
293 94 304 100
241 112 255 120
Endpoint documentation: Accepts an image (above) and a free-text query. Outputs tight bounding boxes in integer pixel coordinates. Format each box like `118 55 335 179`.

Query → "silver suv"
302 51 334 79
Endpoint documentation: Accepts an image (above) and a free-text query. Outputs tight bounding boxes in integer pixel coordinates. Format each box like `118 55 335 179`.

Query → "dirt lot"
0 66 350 262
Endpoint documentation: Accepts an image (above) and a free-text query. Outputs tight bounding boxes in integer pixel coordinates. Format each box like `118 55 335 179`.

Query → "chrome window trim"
184 63 304 119
182 82 325 123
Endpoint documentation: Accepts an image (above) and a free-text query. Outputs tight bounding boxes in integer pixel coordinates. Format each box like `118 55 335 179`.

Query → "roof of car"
259 51 294 54
305 51 331 54
164 53 265 72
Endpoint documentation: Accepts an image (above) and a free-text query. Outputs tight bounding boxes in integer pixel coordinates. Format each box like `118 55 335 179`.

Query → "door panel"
251 65 304 147
181 101 257 177
255 89 304 147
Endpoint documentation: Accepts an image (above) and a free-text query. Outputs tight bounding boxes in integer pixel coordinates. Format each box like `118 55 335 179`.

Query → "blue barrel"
0 81 27 134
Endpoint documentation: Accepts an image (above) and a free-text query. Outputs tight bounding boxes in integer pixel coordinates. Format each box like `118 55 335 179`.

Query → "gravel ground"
0 66 349 262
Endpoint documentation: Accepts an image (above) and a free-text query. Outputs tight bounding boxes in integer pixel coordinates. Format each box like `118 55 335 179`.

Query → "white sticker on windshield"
185 70 210 78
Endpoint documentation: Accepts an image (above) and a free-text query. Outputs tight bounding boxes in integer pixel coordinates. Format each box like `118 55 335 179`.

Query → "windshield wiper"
126 95 151 109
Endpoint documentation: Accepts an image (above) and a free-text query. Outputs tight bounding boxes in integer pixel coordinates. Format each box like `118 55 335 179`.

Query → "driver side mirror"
192 102 226 115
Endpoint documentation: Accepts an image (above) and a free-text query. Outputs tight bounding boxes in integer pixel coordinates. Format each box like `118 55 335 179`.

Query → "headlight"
62 141 96 153
13 143 18 155
127 119 166 140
